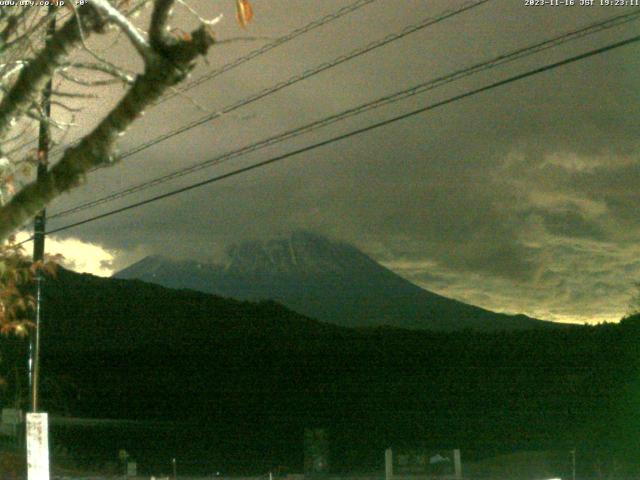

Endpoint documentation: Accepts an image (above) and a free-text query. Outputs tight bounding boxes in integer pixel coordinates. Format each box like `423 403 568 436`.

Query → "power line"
157 0 381 103
30 33 640 241
91 0 492 168
11 0 380 160
48 9 640 221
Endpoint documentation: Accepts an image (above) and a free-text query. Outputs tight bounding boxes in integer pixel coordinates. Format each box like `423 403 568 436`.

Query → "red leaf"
236 0 253 28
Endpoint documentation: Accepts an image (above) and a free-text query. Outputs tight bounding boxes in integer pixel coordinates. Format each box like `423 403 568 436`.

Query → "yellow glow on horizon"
15 232 116 277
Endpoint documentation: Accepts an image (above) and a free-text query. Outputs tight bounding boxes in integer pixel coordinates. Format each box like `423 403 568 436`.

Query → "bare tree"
0 0 253 238
0 0 253 333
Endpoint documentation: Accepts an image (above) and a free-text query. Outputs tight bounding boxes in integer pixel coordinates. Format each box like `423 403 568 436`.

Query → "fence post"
453 449 462 479
385 448 393 480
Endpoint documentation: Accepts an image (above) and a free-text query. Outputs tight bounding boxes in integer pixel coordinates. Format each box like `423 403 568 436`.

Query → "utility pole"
25 8 56 480
571 448 576 480
29 4 56 414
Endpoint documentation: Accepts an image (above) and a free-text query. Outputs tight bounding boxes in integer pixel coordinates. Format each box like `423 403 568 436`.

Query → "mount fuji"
114 231 556 331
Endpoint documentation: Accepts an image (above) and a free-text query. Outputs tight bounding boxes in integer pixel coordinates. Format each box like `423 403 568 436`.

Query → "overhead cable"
28 33 639 242
48 9 640 221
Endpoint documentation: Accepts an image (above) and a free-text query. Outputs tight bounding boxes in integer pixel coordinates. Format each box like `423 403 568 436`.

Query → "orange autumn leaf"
236 0 253 28
4 175 15 195
37 149 48 165
170 28 192 41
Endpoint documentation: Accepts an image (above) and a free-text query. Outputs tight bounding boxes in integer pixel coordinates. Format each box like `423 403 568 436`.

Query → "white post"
26 412 50 480
385 448 393 480
453 449 462 479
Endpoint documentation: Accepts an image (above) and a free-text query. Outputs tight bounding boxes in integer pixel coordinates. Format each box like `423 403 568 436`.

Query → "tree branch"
0 5 108 149
149 0 174 50
90 0 156 62
0 19 215 239
61 61 136 84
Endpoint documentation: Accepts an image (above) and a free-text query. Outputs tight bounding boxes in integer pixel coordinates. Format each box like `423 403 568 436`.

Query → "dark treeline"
1 269 639 476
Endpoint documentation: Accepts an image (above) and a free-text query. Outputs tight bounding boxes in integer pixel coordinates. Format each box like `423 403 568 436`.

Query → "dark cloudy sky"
29 0 640 324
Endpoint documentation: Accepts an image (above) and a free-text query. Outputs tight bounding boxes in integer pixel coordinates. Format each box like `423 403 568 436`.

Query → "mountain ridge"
115 232 558 331
0 265 633 476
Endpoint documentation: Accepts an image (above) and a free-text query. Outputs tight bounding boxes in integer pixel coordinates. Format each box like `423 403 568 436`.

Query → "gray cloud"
43 1 640 323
